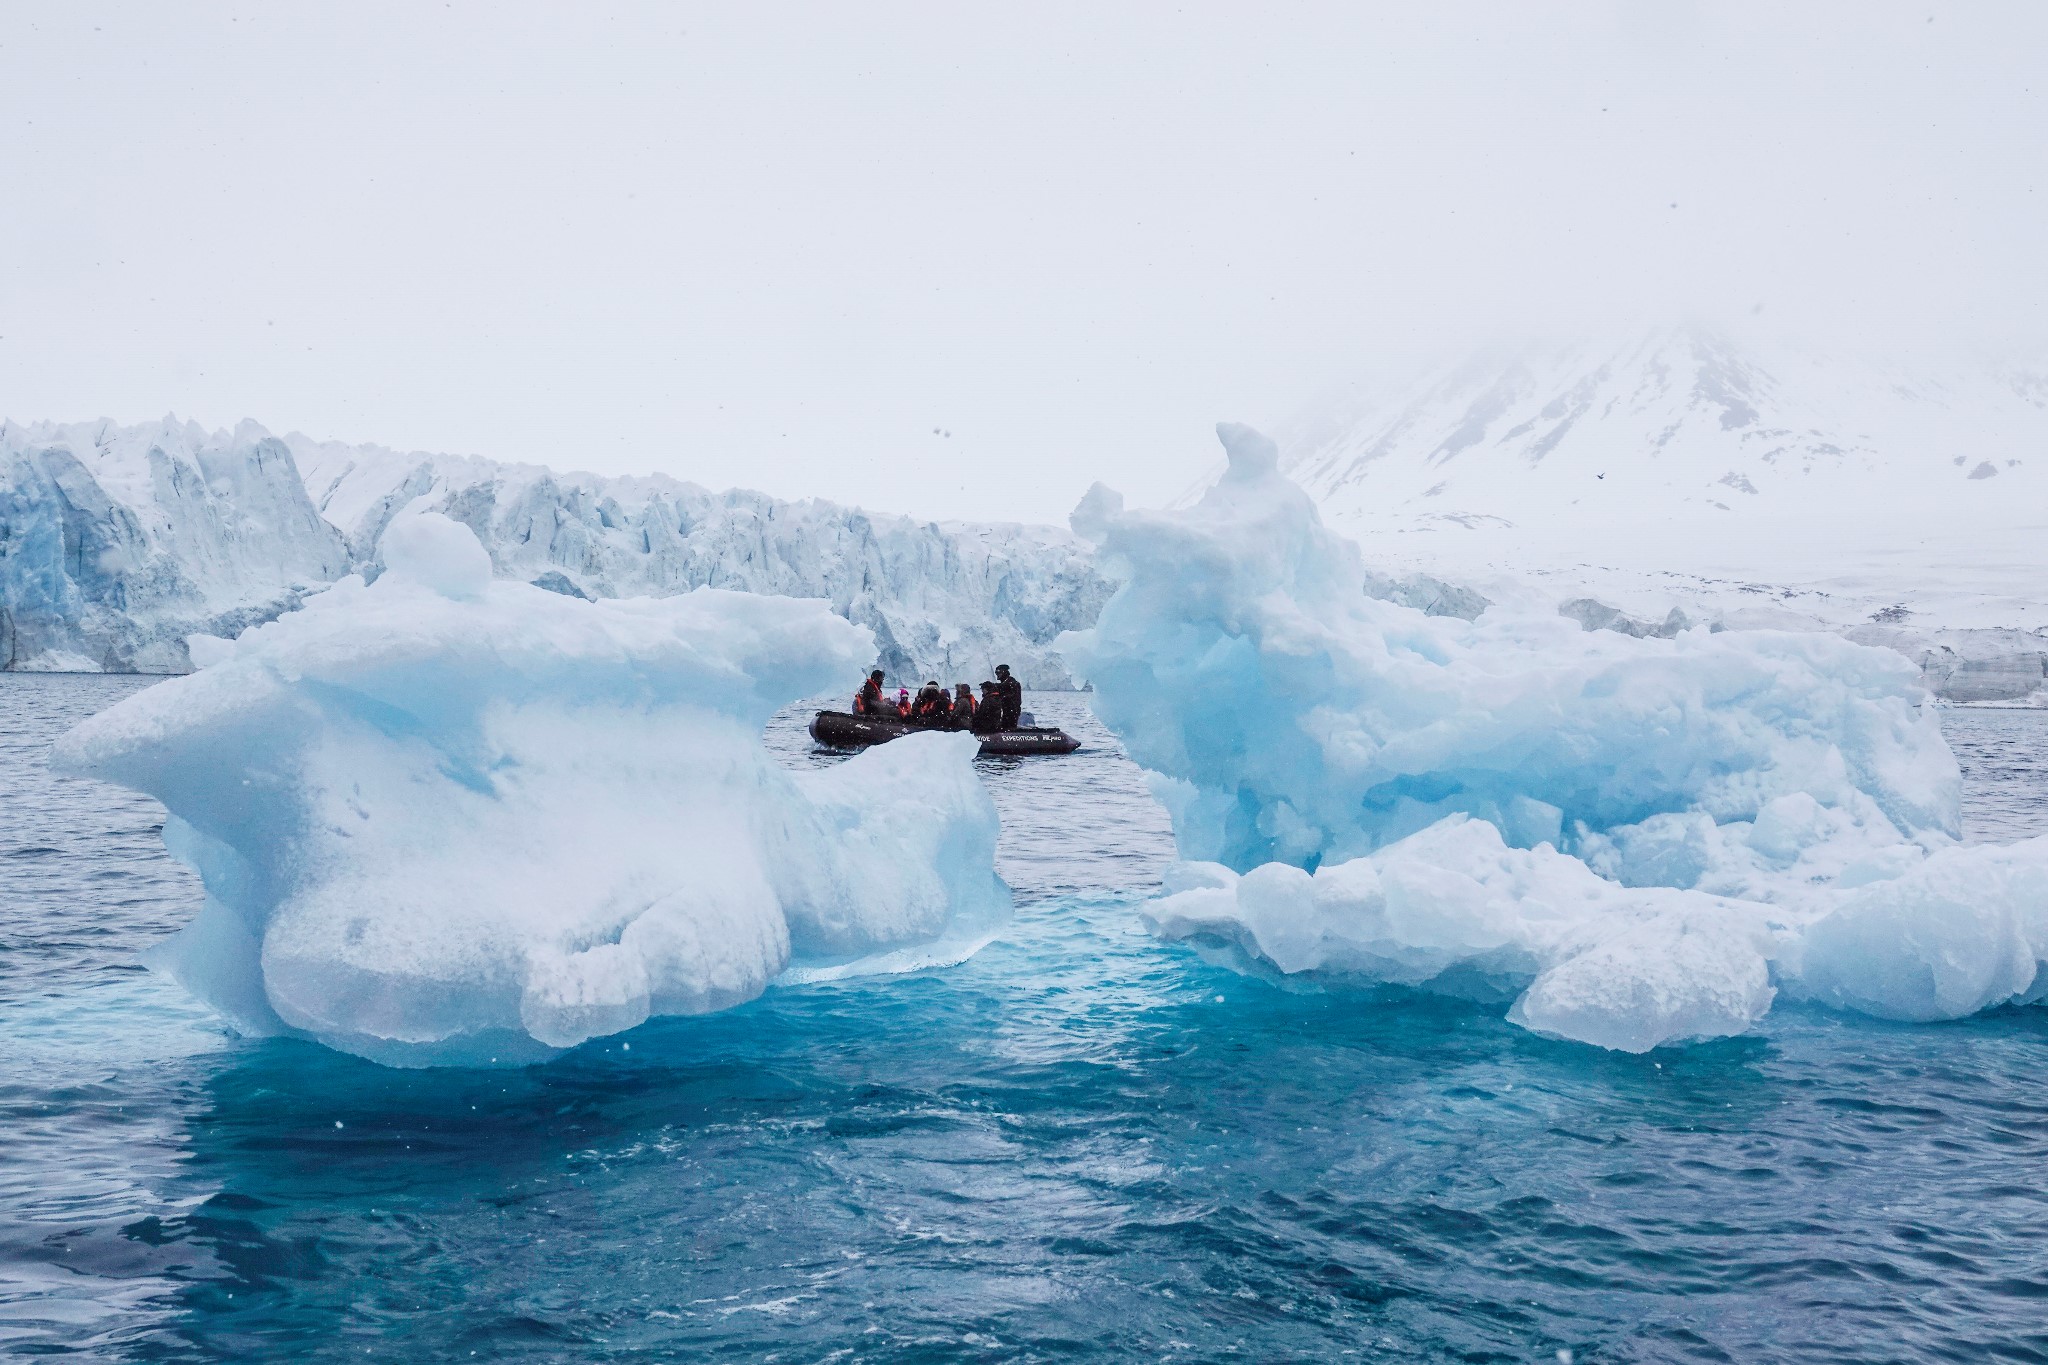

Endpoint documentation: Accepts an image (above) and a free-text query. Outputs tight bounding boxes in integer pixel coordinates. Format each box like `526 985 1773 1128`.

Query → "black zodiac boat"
809 710 1082 756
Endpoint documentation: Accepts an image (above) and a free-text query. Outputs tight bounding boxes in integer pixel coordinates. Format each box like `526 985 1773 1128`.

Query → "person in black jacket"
912 682 949 726
993 664 1024 729
951 683 977 729
971 680 1004 734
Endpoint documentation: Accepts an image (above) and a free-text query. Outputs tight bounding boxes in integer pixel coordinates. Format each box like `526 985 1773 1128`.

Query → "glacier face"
0 418 1112 687
290 436 1113 690
0 418 351 671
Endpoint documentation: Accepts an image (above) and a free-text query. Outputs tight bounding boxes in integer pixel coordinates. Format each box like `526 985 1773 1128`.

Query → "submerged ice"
1064 424 2048 1051
55 514 1008 1066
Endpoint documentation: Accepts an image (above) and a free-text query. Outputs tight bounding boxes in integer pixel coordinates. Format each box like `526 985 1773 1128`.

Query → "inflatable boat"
808 710 1082 756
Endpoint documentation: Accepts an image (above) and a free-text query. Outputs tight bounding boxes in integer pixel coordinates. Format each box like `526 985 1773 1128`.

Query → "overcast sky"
3 2 2043 523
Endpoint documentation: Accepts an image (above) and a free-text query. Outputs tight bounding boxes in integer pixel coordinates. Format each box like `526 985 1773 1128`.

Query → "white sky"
3 2 2043 524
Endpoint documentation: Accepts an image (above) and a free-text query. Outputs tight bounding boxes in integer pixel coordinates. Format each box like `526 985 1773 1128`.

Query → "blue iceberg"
56 514 1008 1066
1064 424 2048 1051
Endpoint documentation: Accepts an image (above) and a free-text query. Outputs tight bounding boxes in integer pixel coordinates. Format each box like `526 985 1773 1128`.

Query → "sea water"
3 675 2048 1363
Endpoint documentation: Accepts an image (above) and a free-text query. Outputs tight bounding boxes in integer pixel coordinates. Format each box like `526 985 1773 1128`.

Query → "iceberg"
1066 424 2048 1051
53 514 1008 1066
1146 819 1784 1055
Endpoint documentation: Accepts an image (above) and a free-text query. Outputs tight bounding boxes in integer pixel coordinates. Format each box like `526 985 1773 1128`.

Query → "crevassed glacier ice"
1066 423 2048 1051
2 416 1111 686
290 432 1112 688
0 417 349 671
54 514 1009 1067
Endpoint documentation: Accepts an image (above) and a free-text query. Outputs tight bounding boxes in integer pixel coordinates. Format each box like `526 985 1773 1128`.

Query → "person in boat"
971 680 1006 734
854 670 888 716
994 664 1024 730
951 683 977 729
896 687 912 717
913 682 949 725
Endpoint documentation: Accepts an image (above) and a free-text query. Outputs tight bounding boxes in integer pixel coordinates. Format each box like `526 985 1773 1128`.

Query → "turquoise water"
4 676 2048 1362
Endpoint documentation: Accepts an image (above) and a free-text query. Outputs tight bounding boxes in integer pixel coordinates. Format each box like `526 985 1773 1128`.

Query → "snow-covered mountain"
1 419 1111 688
1276 327 2048 702
1284 326 2045 535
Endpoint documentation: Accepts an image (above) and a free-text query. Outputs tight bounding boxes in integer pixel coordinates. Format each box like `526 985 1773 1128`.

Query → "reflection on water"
2 675 2046 1362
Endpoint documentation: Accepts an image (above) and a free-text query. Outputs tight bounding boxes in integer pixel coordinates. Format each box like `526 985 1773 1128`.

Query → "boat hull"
808 710 1082 755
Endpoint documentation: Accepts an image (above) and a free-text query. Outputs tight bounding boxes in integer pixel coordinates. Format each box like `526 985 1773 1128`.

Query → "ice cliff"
54 515 1009 1066
1064 423 2048 1053
1 417 1113 687
0 418 350 671
5 407 2036 700
290 436 1112 690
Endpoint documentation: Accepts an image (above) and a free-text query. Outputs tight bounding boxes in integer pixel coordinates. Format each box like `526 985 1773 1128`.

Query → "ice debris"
55 513 1009 1066
1065 423 2048 1051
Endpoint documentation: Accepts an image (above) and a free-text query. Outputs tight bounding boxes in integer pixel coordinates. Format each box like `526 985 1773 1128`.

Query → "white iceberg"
54 514 1008 1066
1147 818 1784 1055
1067 424 2048 1051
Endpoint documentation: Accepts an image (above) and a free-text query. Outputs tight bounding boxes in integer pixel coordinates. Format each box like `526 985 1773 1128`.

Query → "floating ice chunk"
56 521 1007 1066
1073 424 2048 1050
1792 839 2048 1022
1509 913 1776 1054
1148 815 1782 1052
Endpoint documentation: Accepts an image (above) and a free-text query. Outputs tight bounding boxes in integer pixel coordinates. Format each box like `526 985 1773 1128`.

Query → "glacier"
1064 423 2048 1052
52 514 1009 1066
1 416 1112 687
4 386 2040 701
0 418 350 672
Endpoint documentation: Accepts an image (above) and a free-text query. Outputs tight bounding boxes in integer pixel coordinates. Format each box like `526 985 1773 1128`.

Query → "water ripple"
1 678 2047 1361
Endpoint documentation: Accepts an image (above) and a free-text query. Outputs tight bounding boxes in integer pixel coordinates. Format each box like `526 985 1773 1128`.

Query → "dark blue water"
4 676 2048 1363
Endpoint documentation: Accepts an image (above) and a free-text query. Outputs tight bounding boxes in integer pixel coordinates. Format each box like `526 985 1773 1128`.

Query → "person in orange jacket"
854 670 888 715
